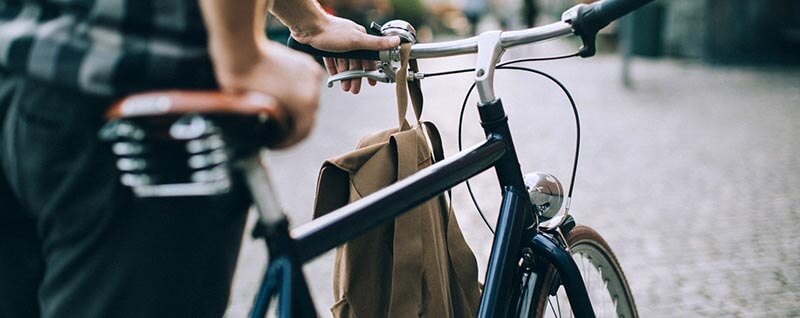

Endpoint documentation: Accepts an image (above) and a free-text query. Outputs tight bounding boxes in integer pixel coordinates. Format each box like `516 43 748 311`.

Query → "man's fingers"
335 58 350 92
335 58 347 73
349 59 362 94
364 59 377 86
324 57 337 76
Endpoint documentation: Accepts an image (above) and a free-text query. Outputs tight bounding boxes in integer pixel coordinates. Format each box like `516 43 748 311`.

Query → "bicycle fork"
527 231 595 317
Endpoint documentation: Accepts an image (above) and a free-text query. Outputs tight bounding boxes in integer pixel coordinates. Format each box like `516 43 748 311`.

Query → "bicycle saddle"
103 91 291 148
106 91 285 120
100 91 291 197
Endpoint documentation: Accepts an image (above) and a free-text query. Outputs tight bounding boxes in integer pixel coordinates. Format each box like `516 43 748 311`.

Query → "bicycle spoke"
585 257 591 293
602 279 607 316
555 291 562 317
549 298 558 317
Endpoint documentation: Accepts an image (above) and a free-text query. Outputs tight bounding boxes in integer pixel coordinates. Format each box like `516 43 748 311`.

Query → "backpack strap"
387 129 424 315
408 58 424 123
421 121 444 164
395 44 424 130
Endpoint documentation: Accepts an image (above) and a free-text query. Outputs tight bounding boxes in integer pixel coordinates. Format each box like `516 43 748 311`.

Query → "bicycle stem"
475 31 504 105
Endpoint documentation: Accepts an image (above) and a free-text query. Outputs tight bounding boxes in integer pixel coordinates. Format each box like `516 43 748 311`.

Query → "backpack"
312 44 482 317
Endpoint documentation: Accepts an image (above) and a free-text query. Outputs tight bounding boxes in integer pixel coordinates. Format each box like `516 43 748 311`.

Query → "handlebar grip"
287 37 381 61
585 0 655 30
569 0 656 57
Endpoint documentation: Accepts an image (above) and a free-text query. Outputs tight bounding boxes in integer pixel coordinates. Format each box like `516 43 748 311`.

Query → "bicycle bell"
524 172 564 219
379 20 417 44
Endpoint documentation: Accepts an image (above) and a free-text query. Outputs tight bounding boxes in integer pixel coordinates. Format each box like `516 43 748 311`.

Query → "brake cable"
422 52 581 234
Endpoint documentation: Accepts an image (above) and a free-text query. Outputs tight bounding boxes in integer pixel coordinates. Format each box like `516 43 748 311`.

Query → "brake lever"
326 70 392 87
326 69 424 88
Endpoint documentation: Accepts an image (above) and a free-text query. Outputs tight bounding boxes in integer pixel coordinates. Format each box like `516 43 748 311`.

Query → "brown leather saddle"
100 90 290 197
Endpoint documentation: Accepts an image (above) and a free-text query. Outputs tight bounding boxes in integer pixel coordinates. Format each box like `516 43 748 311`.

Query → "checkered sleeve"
0 0 217 97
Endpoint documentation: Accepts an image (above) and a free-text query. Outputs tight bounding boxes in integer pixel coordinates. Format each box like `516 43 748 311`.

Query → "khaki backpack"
312 44 482 317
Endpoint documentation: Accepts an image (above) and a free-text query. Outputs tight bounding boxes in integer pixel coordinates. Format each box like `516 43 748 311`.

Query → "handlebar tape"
287 37 381 60
570 0 656 57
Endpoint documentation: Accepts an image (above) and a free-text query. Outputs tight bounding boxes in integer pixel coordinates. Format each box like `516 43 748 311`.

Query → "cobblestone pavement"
224 41 800 317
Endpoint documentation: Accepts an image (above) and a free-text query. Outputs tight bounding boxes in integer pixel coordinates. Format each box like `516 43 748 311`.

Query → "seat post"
238 154 318 318
237 154 287 231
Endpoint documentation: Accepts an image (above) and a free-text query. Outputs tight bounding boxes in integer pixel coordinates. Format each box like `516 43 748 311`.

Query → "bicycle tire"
532 225 638 318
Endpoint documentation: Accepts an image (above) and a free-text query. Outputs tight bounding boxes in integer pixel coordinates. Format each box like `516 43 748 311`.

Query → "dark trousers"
0 72 250 317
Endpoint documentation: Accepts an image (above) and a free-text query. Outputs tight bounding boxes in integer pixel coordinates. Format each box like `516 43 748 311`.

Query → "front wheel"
532 225 638 318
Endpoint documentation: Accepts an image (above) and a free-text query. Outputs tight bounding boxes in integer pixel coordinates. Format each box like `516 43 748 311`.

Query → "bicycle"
100 0 654 317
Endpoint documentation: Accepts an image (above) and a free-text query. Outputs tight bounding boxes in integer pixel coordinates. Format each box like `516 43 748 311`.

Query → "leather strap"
395 44 424 130
408 59 424 120
388 47 429 314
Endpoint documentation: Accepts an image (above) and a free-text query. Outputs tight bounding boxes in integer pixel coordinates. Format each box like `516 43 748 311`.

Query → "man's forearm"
271 0 328 38
198 0 267 73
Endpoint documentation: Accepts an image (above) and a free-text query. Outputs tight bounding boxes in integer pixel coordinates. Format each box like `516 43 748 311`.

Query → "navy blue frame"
247 99 595 318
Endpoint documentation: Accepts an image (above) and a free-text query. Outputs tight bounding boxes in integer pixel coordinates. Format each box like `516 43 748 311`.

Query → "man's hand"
284 15 400 94
213 42 324 149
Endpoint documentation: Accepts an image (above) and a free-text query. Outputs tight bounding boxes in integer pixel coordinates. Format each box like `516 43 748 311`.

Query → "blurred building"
618 0 800 64
536 0 800 64
663 0 799 63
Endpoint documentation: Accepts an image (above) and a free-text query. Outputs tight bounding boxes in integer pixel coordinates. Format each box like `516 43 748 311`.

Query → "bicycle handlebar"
287 22 574 61
287 0 656 61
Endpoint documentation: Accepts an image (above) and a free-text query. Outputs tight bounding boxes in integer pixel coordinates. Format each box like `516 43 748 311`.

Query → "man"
0 0 399 317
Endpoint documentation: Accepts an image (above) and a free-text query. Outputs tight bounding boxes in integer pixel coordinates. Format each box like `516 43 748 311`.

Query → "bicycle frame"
244 98 595 318
241 1 670 314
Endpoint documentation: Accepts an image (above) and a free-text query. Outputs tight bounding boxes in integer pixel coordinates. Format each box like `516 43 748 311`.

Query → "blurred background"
227 1 800 317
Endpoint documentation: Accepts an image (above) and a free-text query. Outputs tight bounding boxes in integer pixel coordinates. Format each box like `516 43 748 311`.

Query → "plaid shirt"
0 0 217 97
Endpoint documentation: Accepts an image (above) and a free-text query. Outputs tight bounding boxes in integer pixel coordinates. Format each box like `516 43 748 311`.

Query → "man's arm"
271 0 400 94
271 0 399 52
198 0 323 148
198 0 265 76
270 0 327 40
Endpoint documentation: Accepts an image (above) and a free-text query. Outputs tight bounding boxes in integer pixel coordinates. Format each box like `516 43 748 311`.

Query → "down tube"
292 137 506 263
